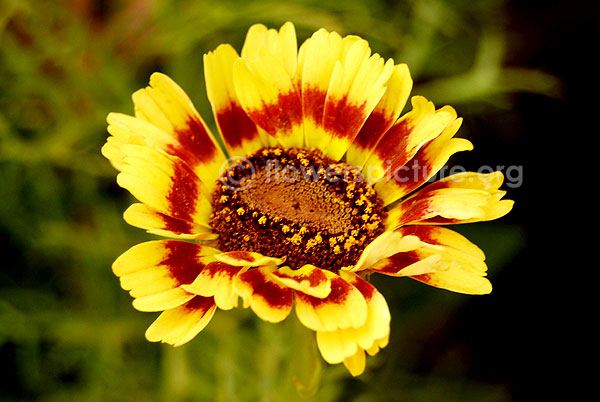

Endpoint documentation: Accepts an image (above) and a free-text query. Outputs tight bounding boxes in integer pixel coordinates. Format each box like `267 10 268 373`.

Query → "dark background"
1 0 591 400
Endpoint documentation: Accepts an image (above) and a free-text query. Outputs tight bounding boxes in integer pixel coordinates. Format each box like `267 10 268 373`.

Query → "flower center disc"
210 148 386 271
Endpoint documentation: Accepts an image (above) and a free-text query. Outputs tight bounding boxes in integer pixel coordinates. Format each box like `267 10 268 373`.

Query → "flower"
102 22 513 377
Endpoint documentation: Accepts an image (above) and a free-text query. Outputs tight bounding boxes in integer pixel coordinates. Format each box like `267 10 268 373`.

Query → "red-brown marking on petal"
302 86 327 124
352 110 393 151
372 119 412 169
410 273 432 284
346 275 375 301
371 250 421 275
181 295 216 312
202 261 244 279
390 158 427 190
157 211 195 234
417 179 453 193
399 226 436 243
389 139 443 195
298 276 352 307
226 251 257 263
166 160 200 223
248 91 302 136
172 117 219 165
216 102 259 150
162 241 206 285
240 269 293 309
392 195 438 227
324 96 367 139
392 185 477 226
272 268 327 288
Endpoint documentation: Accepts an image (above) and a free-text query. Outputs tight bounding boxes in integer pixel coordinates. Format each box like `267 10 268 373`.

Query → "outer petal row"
113 238 393 375
115 144 213 235
113 240 218 312
315 271 391 377
124 73 224 181
113 241 293 346
361 226 493 295
386 171 514 228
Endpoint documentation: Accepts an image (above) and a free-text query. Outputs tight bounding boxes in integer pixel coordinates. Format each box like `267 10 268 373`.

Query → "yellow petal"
123 203 216 239
346 63 413 169
323 50 394 160
241 22 297 78
300 30 357 152
364 96 456 188
116 144 212 227
294 270 367 332
351 230 421 272
315 330 359 364
213 251 285 267
386 171 514 228
204 44 264 156
233 51 303 148
271 265 331 298
145 296 217 347
181 261 247 310
113 240 217 311
315 272 390 365
233 266 293 323
373 117 472 204
398 226 493 295
342 348 366 377
130 73 225 184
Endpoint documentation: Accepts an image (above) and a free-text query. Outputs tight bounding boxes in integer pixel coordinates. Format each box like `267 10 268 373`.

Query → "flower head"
102 22 513 376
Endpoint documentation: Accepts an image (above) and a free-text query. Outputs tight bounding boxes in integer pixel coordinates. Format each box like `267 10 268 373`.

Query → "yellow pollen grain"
243 235 251 242
361 214 370 221
299 226 309 235
289 233 303 245
258 216 267 225
344 236 357 251
282 225 291 234
333 245 341 254
236 207 246 216
219 195 229 203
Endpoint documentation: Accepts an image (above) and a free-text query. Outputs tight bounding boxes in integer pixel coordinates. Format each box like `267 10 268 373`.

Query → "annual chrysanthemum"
102 22 513 376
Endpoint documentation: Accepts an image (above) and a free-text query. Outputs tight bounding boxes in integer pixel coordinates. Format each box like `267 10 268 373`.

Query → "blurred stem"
162 345 192 402
290 316 322 401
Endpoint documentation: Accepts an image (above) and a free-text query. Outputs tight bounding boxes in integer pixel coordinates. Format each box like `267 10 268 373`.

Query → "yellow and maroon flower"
102 22 513 376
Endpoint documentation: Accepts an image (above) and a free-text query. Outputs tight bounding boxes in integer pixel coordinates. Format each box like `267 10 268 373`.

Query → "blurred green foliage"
1 0 556 401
